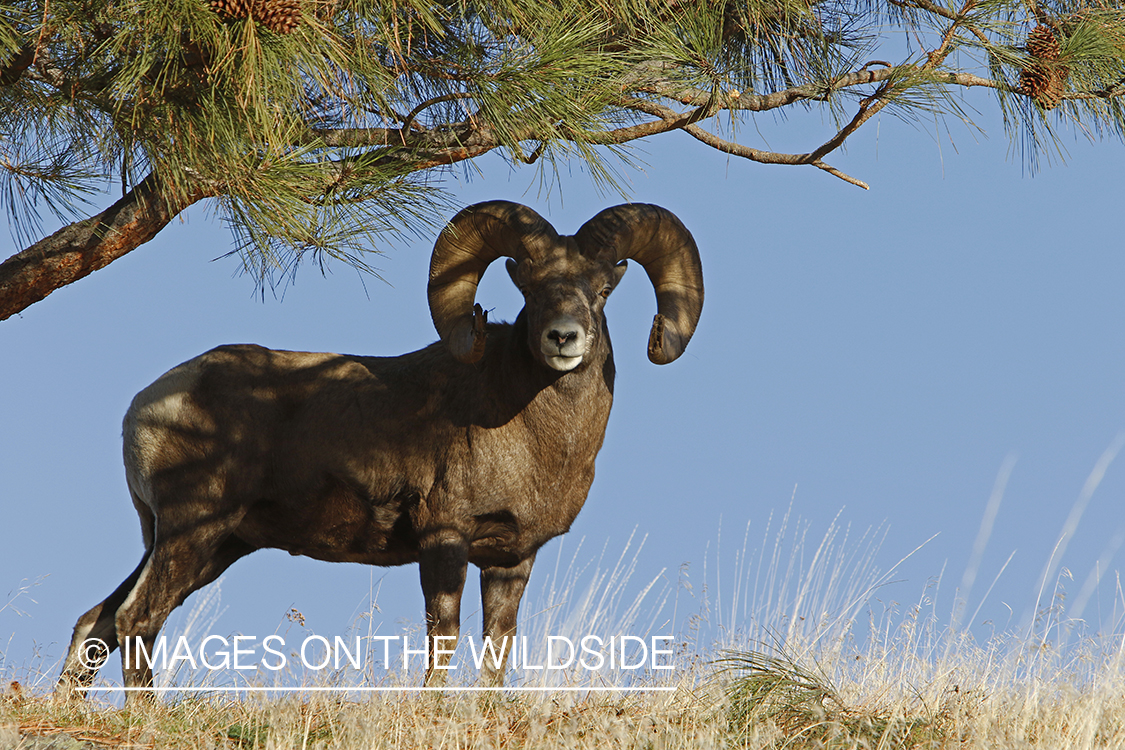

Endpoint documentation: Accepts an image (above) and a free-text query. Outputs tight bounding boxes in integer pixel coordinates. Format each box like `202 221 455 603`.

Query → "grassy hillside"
5 515 1125 748
3 632 1125 750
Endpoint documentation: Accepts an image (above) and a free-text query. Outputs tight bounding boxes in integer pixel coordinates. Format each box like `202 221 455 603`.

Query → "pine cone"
1026 24 1060 60
1020 24 1068 110
252 0 302 33
209 0 251 19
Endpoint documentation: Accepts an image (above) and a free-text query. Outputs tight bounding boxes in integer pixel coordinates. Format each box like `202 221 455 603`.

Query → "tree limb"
638 67 898 112
0 174 209 321
618 97 870 188
303 59 1115 165
681 122 869 189
0 123 514 321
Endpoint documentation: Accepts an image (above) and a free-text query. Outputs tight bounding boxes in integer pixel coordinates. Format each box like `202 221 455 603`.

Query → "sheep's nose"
548 329 578 348
540 317 587 370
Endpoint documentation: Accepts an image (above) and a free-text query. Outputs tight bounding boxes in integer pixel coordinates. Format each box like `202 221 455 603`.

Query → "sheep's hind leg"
57 494 156 701
478 554 535 687
419 530 469 686
56 549 153 701
114 531 253 704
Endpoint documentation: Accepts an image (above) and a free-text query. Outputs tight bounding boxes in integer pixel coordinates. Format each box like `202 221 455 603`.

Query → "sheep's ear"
506 257 536 293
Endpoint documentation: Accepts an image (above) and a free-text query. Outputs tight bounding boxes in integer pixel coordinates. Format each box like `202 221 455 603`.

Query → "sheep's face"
507 247 628 372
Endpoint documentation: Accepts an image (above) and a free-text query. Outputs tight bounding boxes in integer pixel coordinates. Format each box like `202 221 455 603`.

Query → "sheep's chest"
459 392 607 564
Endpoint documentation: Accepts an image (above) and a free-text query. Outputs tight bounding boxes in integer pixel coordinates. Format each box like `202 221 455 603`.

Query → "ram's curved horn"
428 201 560 363
575 204 704 364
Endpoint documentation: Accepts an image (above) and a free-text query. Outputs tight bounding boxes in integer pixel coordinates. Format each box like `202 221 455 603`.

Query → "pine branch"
0 173 210 321
299 63 1012 163
5 0 1125 320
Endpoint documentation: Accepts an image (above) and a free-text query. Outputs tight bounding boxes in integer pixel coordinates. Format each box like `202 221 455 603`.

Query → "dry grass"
3 635 1125 750
1 683 720 749
6 508 1125 748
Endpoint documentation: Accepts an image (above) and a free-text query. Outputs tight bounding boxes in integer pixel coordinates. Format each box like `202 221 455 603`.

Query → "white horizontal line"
85 686 676 693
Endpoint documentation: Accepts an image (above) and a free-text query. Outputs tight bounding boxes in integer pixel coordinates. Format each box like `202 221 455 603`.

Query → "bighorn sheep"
57 201 704 697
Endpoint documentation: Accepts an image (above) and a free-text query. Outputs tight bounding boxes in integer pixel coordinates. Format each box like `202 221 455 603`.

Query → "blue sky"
2 94 1124 687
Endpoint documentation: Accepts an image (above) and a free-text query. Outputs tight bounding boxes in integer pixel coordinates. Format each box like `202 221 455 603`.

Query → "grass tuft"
717 648 956 749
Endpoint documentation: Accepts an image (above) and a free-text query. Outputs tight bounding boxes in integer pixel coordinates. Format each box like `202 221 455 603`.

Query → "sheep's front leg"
479 553 535 687
418 530 469 686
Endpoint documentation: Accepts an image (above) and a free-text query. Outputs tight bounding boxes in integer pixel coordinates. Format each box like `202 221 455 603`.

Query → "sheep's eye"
600 285 612 298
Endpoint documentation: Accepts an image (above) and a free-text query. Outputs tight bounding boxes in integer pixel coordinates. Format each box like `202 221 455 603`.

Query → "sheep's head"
503 242 627 371
428 201 704 369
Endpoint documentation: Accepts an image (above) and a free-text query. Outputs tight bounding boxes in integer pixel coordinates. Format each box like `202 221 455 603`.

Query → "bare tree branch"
399 92 475 136
680 122 870 189
620 97 870 188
